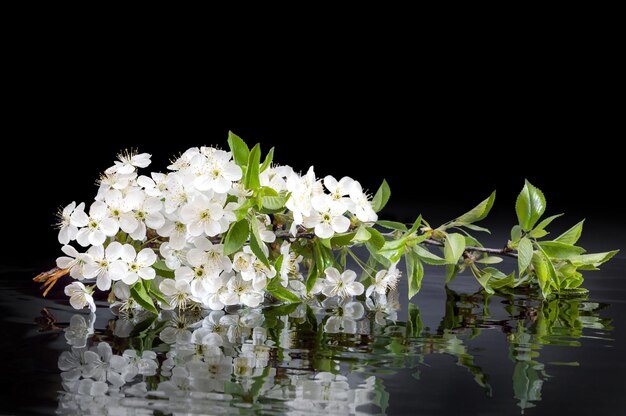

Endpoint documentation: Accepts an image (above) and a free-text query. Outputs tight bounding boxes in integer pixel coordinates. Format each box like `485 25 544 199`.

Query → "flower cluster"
54 135 392 315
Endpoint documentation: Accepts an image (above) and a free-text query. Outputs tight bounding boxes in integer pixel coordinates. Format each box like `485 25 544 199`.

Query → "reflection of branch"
34 308 62 332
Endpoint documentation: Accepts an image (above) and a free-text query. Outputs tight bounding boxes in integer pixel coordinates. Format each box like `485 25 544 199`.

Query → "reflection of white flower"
64 282 96 312
122 350 158 376
64 314 95 348
366 293 398 325
321 267 364 299
83 342 130 388
323 300 364 334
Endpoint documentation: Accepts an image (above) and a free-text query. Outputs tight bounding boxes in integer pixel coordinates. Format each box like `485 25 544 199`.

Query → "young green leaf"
462 223 491 234
267 282 301 303
260 147 274 173
130 282 158 314
531 252 552 298
329 232 357 248
149 287 171 308
224 218 249 255
227 131 250 167
260 195 290 211
469 265 494 294
555 220 584 245
455 191 496 224
305 265 318 294
353 227 372 242
408 215 422 235
537 241 586 259
413 245 448 265
366 227 385 251
372 179 391 212
532 214 563 233
477 256 503 264
567 250 619 270
376 220 408 232
244 143 262 190
406 250 424 300
249 217 270 266
517 237 533 276
444 233 466 264
516 180 546 231
152 259 175 278
510 225 523 243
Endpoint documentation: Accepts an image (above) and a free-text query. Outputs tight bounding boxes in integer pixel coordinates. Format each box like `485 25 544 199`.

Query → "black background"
2 48 623 268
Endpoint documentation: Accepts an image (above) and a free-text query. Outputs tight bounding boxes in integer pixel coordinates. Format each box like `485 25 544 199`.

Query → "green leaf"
244 143 261 190
469 265 494 294
329 232 356 248
366 227 385 251
234 198 256 221
414 245 447 265
353 226 372 242
517 237 533 276
274 254 284 273
555 220 584 245
408 215 422 235
224 218 249 255
260 146 274 173
267 282 301 303
444 233 466 264
477 256 503 264
455 191 496 224
535 245 560 296
461 223 491 234
515 180 547 231
372 179 391 212
376 220 408 231
149 287 171 308
538 241 586 259
406 251 424 300
532 252 552 297
130 282 158 314
487 270 515 289
260 195 290 211
152 259 175 278
528 229 549 239
510 225 523 243
305 265 318 294
227 131 250 167
249 217 270 267
532 213 563 233
263 302 300 317
567 250 619 269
